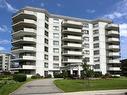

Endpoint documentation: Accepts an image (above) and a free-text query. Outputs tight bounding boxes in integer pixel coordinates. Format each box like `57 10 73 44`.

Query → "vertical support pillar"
70 69 73 75
78 65 81 77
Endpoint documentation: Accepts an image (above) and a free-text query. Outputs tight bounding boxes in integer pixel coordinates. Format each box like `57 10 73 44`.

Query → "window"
53 48 59 53
94 50 99 55
44 38 48 44
53 56 59 61
94 64 100 69
53 18 59 24
45 30 48 37
83 37 89 41
93 36 99 41
94 57 100 62
83 23 89 28
84 30 89 34
53 26 59 30
45 15 49 22
93 43 99 48
93 30 99 34
44 62 48 68
83 43 89 48
44 54 48 60
44 46 48 52
83 50 90 55
85 57 90 62
53 63 59 69
53 41 59 45
45 23 49 29
53 33 59 38
93 23 99 28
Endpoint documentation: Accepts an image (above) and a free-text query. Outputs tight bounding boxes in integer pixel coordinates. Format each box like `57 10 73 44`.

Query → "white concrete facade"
0 53 11 72
11 6 121 77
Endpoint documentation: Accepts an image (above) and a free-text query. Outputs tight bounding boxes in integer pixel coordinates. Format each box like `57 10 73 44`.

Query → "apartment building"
11 6 121 77
0 53 11 72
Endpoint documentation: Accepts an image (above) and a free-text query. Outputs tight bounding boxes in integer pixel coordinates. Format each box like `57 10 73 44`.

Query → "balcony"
62 28 82 34
62 43 82 48
106 24 119 29
62 20 82 27
12 10 36 20
62 58 82 63
19 55 36 61
108 45 120 51
12 37 36 44
108 67 121 71
12 46 36 53
62 51 82 56
12 19 36 29
62 35 82 41
107 31 119 36
108 52 120 56
108 59 120 64
107 38 119 43
12 28 36 37
22 65 36 70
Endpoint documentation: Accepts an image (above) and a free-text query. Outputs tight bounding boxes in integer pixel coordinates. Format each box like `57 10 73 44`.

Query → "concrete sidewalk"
45 89 127 95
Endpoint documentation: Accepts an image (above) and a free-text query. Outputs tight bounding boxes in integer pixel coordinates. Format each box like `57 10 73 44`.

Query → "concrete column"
78 65 81 77
70 69 73 75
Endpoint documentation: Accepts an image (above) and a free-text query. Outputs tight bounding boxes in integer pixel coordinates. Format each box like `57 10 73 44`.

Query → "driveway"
11 79 63 95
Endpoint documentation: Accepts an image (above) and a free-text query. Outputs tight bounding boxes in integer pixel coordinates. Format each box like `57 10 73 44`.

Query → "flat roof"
12 6 112 23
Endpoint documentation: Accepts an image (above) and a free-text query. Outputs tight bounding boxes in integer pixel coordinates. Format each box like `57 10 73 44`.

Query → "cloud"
0 0 18 13
57 3 62 7
103 0 127 20
41 2 45 7
0 46 6 51
119 23 127 37
86 9 95 13
0 40 10 45
0 25 8 32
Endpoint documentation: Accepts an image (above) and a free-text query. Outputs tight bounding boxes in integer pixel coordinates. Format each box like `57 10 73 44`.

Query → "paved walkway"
11 79 63 95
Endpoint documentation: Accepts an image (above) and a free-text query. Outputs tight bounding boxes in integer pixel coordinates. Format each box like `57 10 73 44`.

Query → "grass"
0 78 34 95
54 78 127 92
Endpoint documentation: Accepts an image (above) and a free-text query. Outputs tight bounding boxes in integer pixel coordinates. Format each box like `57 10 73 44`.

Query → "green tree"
81 58 94 86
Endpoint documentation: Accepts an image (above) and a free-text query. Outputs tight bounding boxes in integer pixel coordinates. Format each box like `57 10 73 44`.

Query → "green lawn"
0 78 33 95
54 78 127 92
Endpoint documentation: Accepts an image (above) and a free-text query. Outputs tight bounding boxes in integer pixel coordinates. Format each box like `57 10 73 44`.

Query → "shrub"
45 74 52 78
101 73 112 79
31 73 43 79
94 72 102 78
54 73 63 78
13 74 27 82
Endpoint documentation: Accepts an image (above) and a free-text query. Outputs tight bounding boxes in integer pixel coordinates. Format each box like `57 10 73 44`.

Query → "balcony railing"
63 20 82 26
107 38 119 42
63 35 82 40
63 51 82 55
108 52 120 56
108 59 120 63
62 58 82 63
108 67 120 71
107 31 119 35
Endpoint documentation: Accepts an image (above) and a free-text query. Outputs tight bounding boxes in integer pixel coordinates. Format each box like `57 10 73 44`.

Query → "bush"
54 73 63 78
94 72 102 78
101 73 112 79
31 73 43 79
13 74 27 82
45 74 52 78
